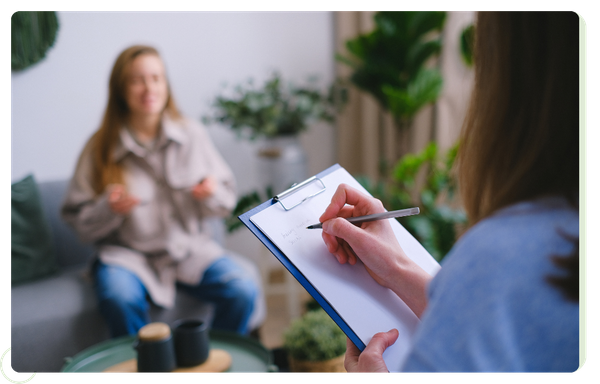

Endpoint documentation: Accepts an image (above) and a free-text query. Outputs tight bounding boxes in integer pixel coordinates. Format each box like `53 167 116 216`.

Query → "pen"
306 207 420 229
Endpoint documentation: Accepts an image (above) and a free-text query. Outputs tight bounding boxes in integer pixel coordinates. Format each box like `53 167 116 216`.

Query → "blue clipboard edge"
238 163 367 351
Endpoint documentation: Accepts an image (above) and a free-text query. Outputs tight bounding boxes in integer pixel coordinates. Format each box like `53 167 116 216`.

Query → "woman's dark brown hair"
458 12 579 301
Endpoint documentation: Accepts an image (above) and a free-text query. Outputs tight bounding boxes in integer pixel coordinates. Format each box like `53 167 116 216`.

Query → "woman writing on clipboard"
62 45 258 338
319 12 579 371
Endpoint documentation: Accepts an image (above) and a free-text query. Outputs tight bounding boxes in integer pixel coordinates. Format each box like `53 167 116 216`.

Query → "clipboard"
238 164 363 345
239 164 440 371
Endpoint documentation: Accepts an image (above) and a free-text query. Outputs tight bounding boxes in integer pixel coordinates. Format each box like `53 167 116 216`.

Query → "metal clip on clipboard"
272 175 327 211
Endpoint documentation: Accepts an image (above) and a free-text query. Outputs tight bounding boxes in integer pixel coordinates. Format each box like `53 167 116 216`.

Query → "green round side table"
61 330 276 372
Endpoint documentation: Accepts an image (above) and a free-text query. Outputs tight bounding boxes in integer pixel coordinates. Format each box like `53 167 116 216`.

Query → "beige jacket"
61 116 237 308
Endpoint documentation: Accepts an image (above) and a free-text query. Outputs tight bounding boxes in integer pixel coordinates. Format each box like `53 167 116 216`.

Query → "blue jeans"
94 256 257 338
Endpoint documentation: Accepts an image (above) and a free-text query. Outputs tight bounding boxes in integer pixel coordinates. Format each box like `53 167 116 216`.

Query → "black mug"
134 322 177 372
172 318 210 367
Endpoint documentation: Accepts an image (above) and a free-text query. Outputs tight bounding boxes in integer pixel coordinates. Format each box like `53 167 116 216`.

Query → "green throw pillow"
11 174 58 285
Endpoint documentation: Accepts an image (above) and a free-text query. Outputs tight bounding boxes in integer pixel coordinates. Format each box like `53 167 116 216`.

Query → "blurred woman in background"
62 45 259 338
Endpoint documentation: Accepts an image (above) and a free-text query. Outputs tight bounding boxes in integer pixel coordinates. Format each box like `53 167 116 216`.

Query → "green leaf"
407 11 447 38
226 188 268 232
393 141 437 185
460 24 475 66
421 189 436 208
410 215 440 260
406 40 442 75
383 68 443 120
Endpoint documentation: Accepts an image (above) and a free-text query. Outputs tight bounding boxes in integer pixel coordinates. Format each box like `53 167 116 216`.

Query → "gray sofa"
11 179 265 372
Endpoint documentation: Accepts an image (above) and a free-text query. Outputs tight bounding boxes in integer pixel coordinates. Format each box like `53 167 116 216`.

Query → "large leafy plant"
337 11 446 127
357 142 466 261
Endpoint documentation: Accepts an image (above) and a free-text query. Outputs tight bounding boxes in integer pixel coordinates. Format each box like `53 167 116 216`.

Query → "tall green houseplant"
337 12 465 261
337 11 446 131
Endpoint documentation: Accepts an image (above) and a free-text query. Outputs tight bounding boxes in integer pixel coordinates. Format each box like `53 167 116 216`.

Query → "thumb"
353 329 399 373
368 329 399 355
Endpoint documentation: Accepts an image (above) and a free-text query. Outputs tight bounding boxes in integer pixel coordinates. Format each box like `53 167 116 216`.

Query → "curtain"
333 11 475 180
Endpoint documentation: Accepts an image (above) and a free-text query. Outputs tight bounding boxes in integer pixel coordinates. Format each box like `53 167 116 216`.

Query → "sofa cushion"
37 179 96 268
11 175 59 285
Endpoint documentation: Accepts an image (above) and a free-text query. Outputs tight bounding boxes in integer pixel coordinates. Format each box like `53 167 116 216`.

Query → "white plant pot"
257 135 307 195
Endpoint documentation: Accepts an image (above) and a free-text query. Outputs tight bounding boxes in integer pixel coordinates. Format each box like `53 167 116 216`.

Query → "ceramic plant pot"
288 355 346 372
257 135 307 195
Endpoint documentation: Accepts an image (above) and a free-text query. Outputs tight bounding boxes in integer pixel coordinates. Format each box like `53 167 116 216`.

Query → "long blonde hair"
458 12 579 225
88 45 181 194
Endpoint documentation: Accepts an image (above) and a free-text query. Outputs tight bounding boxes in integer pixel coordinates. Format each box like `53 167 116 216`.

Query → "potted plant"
204 72 341 194
335 12 467 261
283 308 347 372
204 72 337 139
337 11 446 165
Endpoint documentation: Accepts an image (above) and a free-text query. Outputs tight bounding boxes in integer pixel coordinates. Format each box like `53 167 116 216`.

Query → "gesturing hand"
107 184 140 215
191 176 216 200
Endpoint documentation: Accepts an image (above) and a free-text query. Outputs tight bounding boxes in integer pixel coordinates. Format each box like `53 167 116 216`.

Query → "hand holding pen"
317 183 431 318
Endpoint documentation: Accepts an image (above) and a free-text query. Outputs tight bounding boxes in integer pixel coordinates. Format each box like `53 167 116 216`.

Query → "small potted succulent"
283 308 347 372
